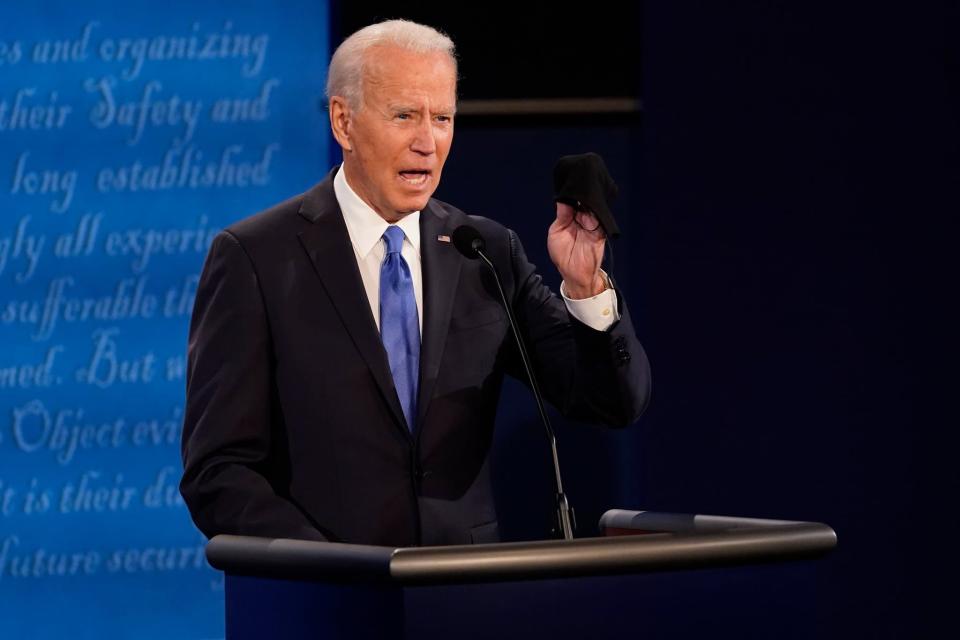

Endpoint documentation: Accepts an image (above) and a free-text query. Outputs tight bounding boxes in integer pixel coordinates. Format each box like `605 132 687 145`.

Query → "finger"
575 211 606 238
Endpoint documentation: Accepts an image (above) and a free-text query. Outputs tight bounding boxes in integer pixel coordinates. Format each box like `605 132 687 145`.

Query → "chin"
395 197 431 214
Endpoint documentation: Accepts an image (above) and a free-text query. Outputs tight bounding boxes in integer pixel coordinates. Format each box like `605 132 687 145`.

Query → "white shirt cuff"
560 272 620 331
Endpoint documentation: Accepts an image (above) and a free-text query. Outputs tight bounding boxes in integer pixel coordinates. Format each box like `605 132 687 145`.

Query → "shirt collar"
334 165 421 259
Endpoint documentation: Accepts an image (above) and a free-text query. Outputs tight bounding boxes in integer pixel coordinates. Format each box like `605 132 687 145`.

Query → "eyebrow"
388 104 457 114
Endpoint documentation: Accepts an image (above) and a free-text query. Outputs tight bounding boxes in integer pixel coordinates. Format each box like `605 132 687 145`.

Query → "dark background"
336 2 957 637
337 1 643 101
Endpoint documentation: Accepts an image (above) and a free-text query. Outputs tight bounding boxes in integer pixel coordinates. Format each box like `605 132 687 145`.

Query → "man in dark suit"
180 19 651 547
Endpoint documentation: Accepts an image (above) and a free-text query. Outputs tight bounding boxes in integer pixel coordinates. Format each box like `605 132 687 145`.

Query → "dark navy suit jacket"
180 167 651 547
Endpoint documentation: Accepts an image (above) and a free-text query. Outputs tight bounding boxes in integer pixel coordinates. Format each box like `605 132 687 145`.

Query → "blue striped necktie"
379 225 420 431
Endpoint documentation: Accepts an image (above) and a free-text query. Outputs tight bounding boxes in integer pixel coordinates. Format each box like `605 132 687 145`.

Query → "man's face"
332 45 457 222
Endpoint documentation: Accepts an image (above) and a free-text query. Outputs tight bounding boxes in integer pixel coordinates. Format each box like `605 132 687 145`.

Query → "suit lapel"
416 202 462 431
296 171 409 435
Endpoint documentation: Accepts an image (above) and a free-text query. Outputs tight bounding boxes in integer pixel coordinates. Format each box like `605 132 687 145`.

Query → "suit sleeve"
505 229 651 426
180 231 327 541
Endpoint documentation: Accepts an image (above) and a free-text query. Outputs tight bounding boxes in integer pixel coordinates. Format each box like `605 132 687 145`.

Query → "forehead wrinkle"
360 45 456 103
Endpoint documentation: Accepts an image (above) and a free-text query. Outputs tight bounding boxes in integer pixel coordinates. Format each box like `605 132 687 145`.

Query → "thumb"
555 201 575 226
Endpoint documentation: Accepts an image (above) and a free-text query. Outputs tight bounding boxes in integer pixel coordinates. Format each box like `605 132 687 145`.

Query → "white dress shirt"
333 167 619 334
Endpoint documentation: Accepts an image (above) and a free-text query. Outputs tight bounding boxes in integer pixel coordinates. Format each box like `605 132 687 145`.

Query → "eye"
435 114 452 123
395 112 411 120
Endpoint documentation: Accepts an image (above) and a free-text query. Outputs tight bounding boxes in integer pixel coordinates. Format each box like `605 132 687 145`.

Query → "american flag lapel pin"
437 234 451 243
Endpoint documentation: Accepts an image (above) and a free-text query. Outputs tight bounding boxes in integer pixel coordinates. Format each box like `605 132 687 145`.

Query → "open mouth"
398 169 431 186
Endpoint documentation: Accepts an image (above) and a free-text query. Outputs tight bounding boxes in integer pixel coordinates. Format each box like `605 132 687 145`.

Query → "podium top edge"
205 512 837 586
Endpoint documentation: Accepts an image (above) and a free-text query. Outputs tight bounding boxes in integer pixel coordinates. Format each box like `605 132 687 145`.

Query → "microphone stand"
474 248 576 541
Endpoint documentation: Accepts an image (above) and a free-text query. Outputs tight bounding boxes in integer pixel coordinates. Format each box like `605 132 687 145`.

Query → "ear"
329 96 353 152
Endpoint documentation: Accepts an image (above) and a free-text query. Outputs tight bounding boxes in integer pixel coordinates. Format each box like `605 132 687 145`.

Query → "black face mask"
553 152 620 239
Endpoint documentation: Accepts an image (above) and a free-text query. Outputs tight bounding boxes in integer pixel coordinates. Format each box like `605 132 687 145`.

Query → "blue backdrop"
0 2 330 637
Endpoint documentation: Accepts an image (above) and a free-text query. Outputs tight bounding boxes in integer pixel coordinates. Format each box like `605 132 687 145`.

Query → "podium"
207 510 836 639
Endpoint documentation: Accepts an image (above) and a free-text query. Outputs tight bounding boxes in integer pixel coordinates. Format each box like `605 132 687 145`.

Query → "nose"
410 118 437 156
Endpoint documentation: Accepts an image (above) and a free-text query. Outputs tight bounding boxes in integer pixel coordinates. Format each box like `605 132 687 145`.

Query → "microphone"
451 225 576 541
451 224 485 256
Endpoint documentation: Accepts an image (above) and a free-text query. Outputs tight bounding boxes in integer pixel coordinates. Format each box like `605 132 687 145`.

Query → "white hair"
326 19 457 110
